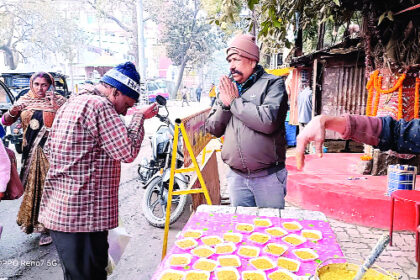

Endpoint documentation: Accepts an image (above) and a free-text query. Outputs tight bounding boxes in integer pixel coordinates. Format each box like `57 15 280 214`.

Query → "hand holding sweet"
219 75 239 107
139 103 159 119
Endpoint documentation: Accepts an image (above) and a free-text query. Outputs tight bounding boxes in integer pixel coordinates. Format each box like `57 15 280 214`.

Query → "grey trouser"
226 168 288 209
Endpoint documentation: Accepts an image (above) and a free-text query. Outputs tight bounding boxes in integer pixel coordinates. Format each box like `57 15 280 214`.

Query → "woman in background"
1 72 66 245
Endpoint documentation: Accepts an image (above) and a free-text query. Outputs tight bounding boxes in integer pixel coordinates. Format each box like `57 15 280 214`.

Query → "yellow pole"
179 123 212 205
161 120 180 259
201 146 207 165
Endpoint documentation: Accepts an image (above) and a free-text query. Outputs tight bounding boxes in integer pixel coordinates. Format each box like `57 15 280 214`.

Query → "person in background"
0 131 11 240
196 84 202 102
297 80 312 153
209 82 217 107
206 33 288 209
296 114 420 170
181 86 190 107
1 72 66 246
38 62 158 280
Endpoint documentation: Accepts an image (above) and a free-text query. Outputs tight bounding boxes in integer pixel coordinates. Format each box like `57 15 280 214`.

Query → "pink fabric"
226 34 259 62
342 114 382 146
0 140 11 193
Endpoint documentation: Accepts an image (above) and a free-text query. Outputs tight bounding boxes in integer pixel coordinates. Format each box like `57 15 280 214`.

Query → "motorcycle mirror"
155 95 167 106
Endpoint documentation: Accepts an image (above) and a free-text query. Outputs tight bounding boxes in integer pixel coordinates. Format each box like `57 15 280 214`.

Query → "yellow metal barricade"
161 120 213 258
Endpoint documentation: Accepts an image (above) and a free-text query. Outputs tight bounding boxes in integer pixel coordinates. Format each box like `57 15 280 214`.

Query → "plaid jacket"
39 89 144 232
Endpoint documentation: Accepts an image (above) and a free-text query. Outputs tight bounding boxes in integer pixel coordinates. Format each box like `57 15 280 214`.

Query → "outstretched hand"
139 103 159 119
295 116 327 170
9 104 26 116
219 75 239 107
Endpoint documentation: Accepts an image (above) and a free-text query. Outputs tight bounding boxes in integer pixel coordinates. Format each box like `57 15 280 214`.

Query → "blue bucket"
386 164 417 196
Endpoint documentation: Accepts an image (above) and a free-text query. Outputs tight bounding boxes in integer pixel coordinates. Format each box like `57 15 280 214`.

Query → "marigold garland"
360 154 373 161
415 78 420 119
373 76 382 116
365 70 407 119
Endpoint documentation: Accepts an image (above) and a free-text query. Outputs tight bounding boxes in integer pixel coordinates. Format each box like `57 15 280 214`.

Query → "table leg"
390 196 395 246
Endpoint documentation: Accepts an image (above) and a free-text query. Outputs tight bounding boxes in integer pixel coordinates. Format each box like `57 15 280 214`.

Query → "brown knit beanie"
226 34 259 62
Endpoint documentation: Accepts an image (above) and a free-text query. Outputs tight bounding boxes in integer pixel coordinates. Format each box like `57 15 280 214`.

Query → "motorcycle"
139 95 189 228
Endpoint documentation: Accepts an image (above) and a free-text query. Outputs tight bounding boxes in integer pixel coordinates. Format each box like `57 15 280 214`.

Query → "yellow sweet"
169 256 189 266
176 239 196 249
219 257 240 267
319 268 394 280
185 271 208 280
202 237 222 246
236 223 254 232
282 222 301 230
295 250 316 260
266 228 286 237
254 219 271 227
243 271 265 280
277 258 299 271
194 260 217 272
191 247 214 258
264 244 287 256
250 233 270 244
223 233 242 243
160 271 184 280
268 271 294 280
250 258 275 270
302 231 321 240
216 244 234 254
184 231 202 239
216 270 238 280
283 236 304 245
238 247 259 257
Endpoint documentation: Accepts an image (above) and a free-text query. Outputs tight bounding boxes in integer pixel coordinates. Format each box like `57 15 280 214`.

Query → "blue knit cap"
100 62 140 102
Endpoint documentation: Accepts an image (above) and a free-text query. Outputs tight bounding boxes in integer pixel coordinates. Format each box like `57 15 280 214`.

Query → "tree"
212 0 419 71
151 0 224 98
0 0 89 70
84 0 161 70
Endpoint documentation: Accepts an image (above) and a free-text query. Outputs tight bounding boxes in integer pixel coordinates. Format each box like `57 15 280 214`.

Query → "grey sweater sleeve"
205 102 232 138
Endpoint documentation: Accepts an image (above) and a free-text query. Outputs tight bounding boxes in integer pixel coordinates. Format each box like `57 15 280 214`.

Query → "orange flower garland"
365 70 406 119
415 78 420 119
360 154 373 161
373 75 382 116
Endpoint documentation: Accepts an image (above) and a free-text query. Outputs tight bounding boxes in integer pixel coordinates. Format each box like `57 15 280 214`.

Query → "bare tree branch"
85 0 133 33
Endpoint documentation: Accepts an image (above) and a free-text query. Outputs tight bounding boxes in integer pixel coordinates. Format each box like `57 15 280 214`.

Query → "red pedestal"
286 153 419 230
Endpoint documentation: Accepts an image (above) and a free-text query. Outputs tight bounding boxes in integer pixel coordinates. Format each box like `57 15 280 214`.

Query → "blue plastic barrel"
386 164 417 196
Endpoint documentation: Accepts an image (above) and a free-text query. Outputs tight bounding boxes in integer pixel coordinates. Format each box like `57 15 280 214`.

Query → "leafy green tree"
212 0 419 70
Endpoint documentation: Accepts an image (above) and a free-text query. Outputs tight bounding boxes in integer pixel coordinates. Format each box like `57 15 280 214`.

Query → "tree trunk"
316 22 326 50
0 46 17 70
294 11 303 57
172 58 188 99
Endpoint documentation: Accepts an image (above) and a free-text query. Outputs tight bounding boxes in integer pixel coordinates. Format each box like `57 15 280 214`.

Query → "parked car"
145 80 170 103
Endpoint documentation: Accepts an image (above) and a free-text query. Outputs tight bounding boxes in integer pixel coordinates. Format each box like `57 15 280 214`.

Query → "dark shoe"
39 233 53 246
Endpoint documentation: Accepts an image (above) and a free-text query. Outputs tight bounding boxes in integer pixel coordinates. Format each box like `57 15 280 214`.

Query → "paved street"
0 98 418 279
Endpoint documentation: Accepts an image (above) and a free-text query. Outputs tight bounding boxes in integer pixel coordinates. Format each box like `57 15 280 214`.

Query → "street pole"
137 0 146 79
